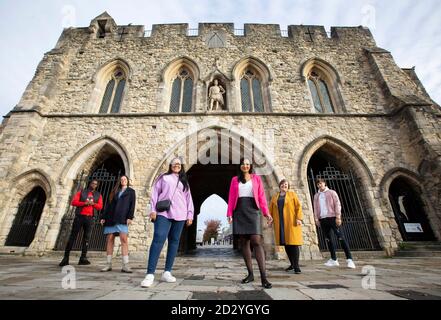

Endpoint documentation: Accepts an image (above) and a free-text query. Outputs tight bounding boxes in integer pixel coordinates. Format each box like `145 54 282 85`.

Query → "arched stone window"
99 68 126 113
170 68 193 113
240 69 264 112
232 57 272 113
307 70 334 113
302 58 346 113
161 57 199 113
90 59 131 114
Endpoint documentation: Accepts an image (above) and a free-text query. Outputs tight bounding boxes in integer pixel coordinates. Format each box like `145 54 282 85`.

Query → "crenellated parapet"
55 12 376 47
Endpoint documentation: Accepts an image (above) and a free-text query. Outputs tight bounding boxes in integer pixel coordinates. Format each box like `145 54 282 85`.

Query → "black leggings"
239 234 268 280
284 245 300 269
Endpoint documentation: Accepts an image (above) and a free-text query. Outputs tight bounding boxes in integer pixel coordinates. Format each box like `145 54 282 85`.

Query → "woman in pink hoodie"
227 158 273 289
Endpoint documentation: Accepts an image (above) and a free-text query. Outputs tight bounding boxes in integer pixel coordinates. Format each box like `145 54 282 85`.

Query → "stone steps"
395 250 441 257
394 242 441 257
0 246 26 255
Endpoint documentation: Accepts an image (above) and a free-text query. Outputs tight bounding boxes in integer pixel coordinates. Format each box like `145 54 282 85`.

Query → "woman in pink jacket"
227 158 273 289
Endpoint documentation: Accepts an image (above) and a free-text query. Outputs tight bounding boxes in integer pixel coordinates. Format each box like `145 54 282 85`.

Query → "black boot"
294 267 302 274
59 256 69 267
285 265 294 272
261 278 272 289
78 256 91 265
241 273 254 284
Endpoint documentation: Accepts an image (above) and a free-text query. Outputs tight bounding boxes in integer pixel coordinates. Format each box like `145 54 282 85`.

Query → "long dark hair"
109 175 130 202
166 157 189 192
237 158 254 184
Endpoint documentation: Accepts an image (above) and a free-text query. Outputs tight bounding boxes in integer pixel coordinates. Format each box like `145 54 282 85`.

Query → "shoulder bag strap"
170 176 180 201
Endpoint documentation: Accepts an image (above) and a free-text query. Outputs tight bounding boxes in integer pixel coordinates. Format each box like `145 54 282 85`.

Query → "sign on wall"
404 223 424 233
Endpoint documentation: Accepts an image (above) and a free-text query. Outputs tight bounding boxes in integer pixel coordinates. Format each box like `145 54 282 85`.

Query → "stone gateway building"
0 12 440 260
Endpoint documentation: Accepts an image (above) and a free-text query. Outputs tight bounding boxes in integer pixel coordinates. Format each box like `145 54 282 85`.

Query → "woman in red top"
227 158 273 289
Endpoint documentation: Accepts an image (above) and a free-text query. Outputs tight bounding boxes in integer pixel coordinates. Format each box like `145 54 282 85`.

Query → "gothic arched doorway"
56 152 125 251
179 163 237 255
307 148 381 251
388 177 436 241
6 187 46 247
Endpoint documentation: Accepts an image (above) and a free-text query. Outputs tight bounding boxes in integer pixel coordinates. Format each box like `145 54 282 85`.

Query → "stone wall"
16 21 392 115
1 112 434 258
0 14 440 259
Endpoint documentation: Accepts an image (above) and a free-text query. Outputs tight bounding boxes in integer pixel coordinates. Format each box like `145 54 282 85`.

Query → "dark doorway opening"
6 187 46 247
388 177 435 241
179 163 238 255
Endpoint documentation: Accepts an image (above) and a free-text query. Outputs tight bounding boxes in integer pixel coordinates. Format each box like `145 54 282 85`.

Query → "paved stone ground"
1 245 441 300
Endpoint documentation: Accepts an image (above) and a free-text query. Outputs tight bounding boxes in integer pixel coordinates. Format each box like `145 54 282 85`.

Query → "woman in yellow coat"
270 179 303 274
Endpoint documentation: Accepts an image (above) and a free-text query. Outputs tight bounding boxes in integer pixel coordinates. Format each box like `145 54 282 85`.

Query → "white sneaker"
161 271 176 283
347 259 356 269
101 263 112 272
324 259 339 267
141 274 154 287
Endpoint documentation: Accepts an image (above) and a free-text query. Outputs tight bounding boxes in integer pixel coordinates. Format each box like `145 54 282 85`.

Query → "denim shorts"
104 224 129 235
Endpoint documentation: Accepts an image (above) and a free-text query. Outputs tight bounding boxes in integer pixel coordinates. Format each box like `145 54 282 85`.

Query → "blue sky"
0 0 440 117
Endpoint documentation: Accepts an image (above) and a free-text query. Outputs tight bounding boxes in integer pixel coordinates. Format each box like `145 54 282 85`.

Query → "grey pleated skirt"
233 197 262 235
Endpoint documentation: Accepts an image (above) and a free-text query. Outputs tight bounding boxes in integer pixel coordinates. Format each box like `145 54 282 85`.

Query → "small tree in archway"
203 219 221 243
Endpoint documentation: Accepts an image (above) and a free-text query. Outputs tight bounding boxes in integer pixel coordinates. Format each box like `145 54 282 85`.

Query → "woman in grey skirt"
227 158 273 288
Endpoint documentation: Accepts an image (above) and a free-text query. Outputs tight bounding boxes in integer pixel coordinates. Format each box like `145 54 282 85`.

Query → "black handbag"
155 177 179 212
155 199 171 212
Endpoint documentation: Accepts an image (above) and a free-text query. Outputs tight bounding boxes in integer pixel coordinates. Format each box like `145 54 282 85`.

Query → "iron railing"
143 28 291 37
187 28 199 36
308 165 381 251
234 29 244 36
6 187 46 247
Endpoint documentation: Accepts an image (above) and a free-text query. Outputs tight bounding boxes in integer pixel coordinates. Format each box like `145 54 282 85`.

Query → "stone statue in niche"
208 79 226 111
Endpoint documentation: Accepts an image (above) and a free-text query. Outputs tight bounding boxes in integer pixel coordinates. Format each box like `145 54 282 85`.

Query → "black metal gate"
56 168 120 251
6 187 47 247
308 165 381 251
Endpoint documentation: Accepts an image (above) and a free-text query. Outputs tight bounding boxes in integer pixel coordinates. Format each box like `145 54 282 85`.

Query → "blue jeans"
147 215 186 274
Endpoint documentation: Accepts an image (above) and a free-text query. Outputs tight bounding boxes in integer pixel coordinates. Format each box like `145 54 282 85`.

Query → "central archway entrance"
179 163 237 255
152 125 280 257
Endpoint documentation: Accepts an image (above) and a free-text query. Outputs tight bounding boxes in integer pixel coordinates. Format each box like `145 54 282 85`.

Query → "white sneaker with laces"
324 259 339 267
141 274 154 287
161 271 176 283
347 259 356 269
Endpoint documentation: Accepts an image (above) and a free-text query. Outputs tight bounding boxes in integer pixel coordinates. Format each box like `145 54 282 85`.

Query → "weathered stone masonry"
0 12 440 259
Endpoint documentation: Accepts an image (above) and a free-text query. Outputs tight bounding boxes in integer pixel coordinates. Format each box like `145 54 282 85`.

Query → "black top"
101 187 136 226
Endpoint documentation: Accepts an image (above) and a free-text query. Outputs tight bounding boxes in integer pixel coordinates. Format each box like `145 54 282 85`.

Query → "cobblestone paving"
1 245 441 300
